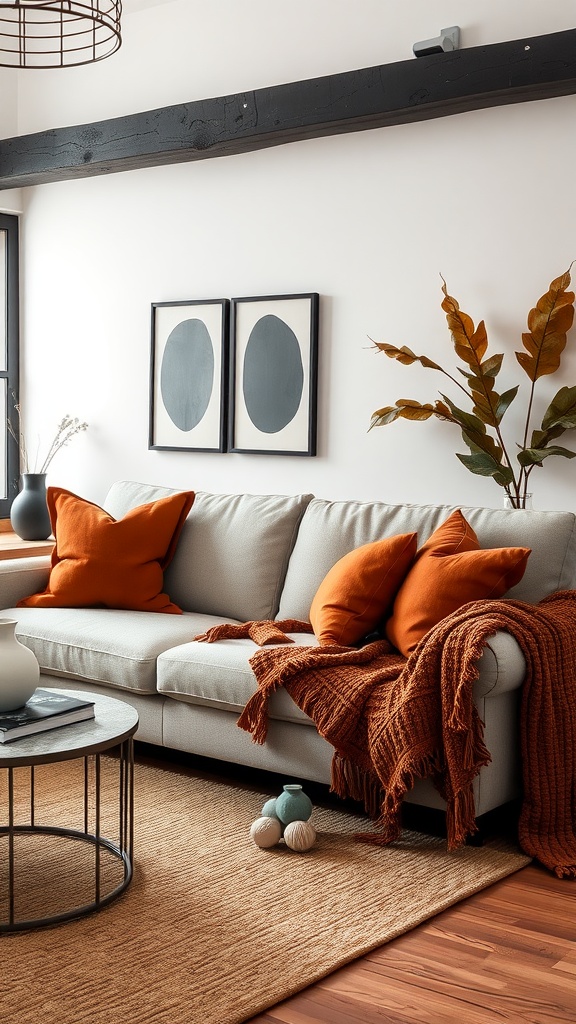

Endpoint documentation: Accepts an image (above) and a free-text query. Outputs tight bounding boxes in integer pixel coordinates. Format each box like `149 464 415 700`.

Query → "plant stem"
440 368 520 499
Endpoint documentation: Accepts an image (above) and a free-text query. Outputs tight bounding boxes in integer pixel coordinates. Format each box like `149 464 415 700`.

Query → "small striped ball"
249 816 282 849
283 819 317 852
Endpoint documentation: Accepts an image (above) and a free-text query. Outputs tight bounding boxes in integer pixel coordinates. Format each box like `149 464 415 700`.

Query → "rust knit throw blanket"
196 594 576 877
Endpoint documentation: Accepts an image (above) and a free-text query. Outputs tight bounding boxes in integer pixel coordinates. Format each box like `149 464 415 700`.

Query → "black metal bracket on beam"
0 27 575 190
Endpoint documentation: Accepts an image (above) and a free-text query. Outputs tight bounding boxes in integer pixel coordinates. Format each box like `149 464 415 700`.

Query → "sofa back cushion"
104 481 313 621
278 498 576 621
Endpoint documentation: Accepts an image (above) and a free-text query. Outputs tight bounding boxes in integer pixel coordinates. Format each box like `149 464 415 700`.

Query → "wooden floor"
249 864 576 1024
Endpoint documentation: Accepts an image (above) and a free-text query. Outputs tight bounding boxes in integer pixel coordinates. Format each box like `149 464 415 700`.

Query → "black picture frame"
149 299 229 453
0 214 19 517
228 292 319 456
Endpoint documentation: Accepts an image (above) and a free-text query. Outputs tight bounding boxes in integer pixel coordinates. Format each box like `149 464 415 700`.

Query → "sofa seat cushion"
9 607 238 694
158 627 523 724
157 633 319 725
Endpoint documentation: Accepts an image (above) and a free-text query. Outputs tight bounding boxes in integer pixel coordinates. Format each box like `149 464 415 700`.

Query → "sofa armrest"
473 630 526 700
0 556 51 609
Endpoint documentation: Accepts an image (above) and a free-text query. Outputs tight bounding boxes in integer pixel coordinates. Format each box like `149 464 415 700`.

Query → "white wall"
8 0 576 511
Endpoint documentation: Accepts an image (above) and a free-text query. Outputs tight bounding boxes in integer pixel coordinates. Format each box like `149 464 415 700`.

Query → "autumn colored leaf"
369 405 407 428
435 400 452 418
371 340 441 371
370 400 435 429
515 269 575 381
370 399 455 430
441 280 509 428
480 354 504 377
441 279 488 367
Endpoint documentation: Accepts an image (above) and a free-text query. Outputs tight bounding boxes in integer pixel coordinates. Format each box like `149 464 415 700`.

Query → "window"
0 213 19 519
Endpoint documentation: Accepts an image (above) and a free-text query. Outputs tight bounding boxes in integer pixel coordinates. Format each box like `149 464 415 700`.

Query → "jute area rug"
1 756 530 1024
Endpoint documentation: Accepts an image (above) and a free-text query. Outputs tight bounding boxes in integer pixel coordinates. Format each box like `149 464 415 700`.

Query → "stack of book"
0 689 95 743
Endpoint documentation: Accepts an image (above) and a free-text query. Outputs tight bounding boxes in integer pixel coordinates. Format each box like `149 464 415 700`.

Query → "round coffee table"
0 689 138 932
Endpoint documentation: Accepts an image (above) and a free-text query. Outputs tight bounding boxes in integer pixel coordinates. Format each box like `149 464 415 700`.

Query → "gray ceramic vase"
10 473 52 541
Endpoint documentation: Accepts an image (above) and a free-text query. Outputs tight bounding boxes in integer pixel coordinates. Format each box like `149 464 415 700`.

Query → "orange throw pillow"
18 487 195 613
385 510 531 657
310 533 418 646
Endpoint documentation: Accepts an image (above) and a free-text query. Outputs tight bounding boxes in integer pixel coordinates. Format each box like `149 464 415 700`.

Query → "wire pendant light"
0 1 122 68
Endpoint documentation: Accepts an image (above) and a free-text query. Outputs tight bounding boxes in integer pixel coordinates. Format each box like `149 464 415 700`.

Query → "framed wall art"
149 298 229 453
229 292 319 456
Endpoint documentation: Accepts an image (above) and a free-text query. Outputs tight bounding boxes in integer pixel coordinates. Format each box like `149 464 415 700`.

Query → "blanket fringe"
237 686 275 744
445 787 479 850
331 755 402 846
332 748 481 850
330 753 383 821
553 864 576 879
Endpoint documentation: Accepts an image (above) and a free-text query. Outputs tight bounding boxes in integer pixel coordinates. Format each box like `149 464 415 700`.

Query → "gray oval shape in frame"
243 314 304 434
160 318 215 431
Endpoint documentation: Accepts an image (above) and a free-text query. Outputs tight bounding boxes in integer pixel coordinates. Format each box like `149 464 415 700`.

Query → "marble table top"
0 689 139 767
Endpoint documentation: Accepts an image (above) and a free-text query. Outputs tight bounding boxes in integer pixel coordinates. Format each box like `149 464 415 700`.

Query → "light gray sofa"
1 479 575 822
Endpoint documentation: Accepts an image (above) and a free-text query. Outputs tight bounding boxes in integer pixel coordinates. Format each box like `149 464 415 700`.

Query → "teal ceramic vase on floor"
275 784 313 825
261 797 280 820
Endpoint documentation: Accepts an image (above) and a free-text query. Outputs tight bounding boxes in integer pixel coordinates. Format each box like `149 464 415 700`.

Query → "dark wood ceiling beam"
1 27 575 190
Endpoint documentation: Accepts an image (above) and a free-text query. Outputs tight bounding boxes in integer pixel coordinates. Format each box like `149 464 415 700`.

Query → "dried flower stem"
7 398 88 474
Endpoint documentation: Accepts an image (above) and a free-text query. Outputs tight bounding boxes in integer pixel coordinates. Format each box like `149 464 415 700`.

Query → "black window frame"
0 213 19 519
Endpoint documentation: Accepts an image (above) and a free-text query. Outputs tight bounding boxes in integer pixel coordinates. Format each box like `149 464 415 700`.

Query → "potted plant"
7 401 88 539
369 267 576 508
